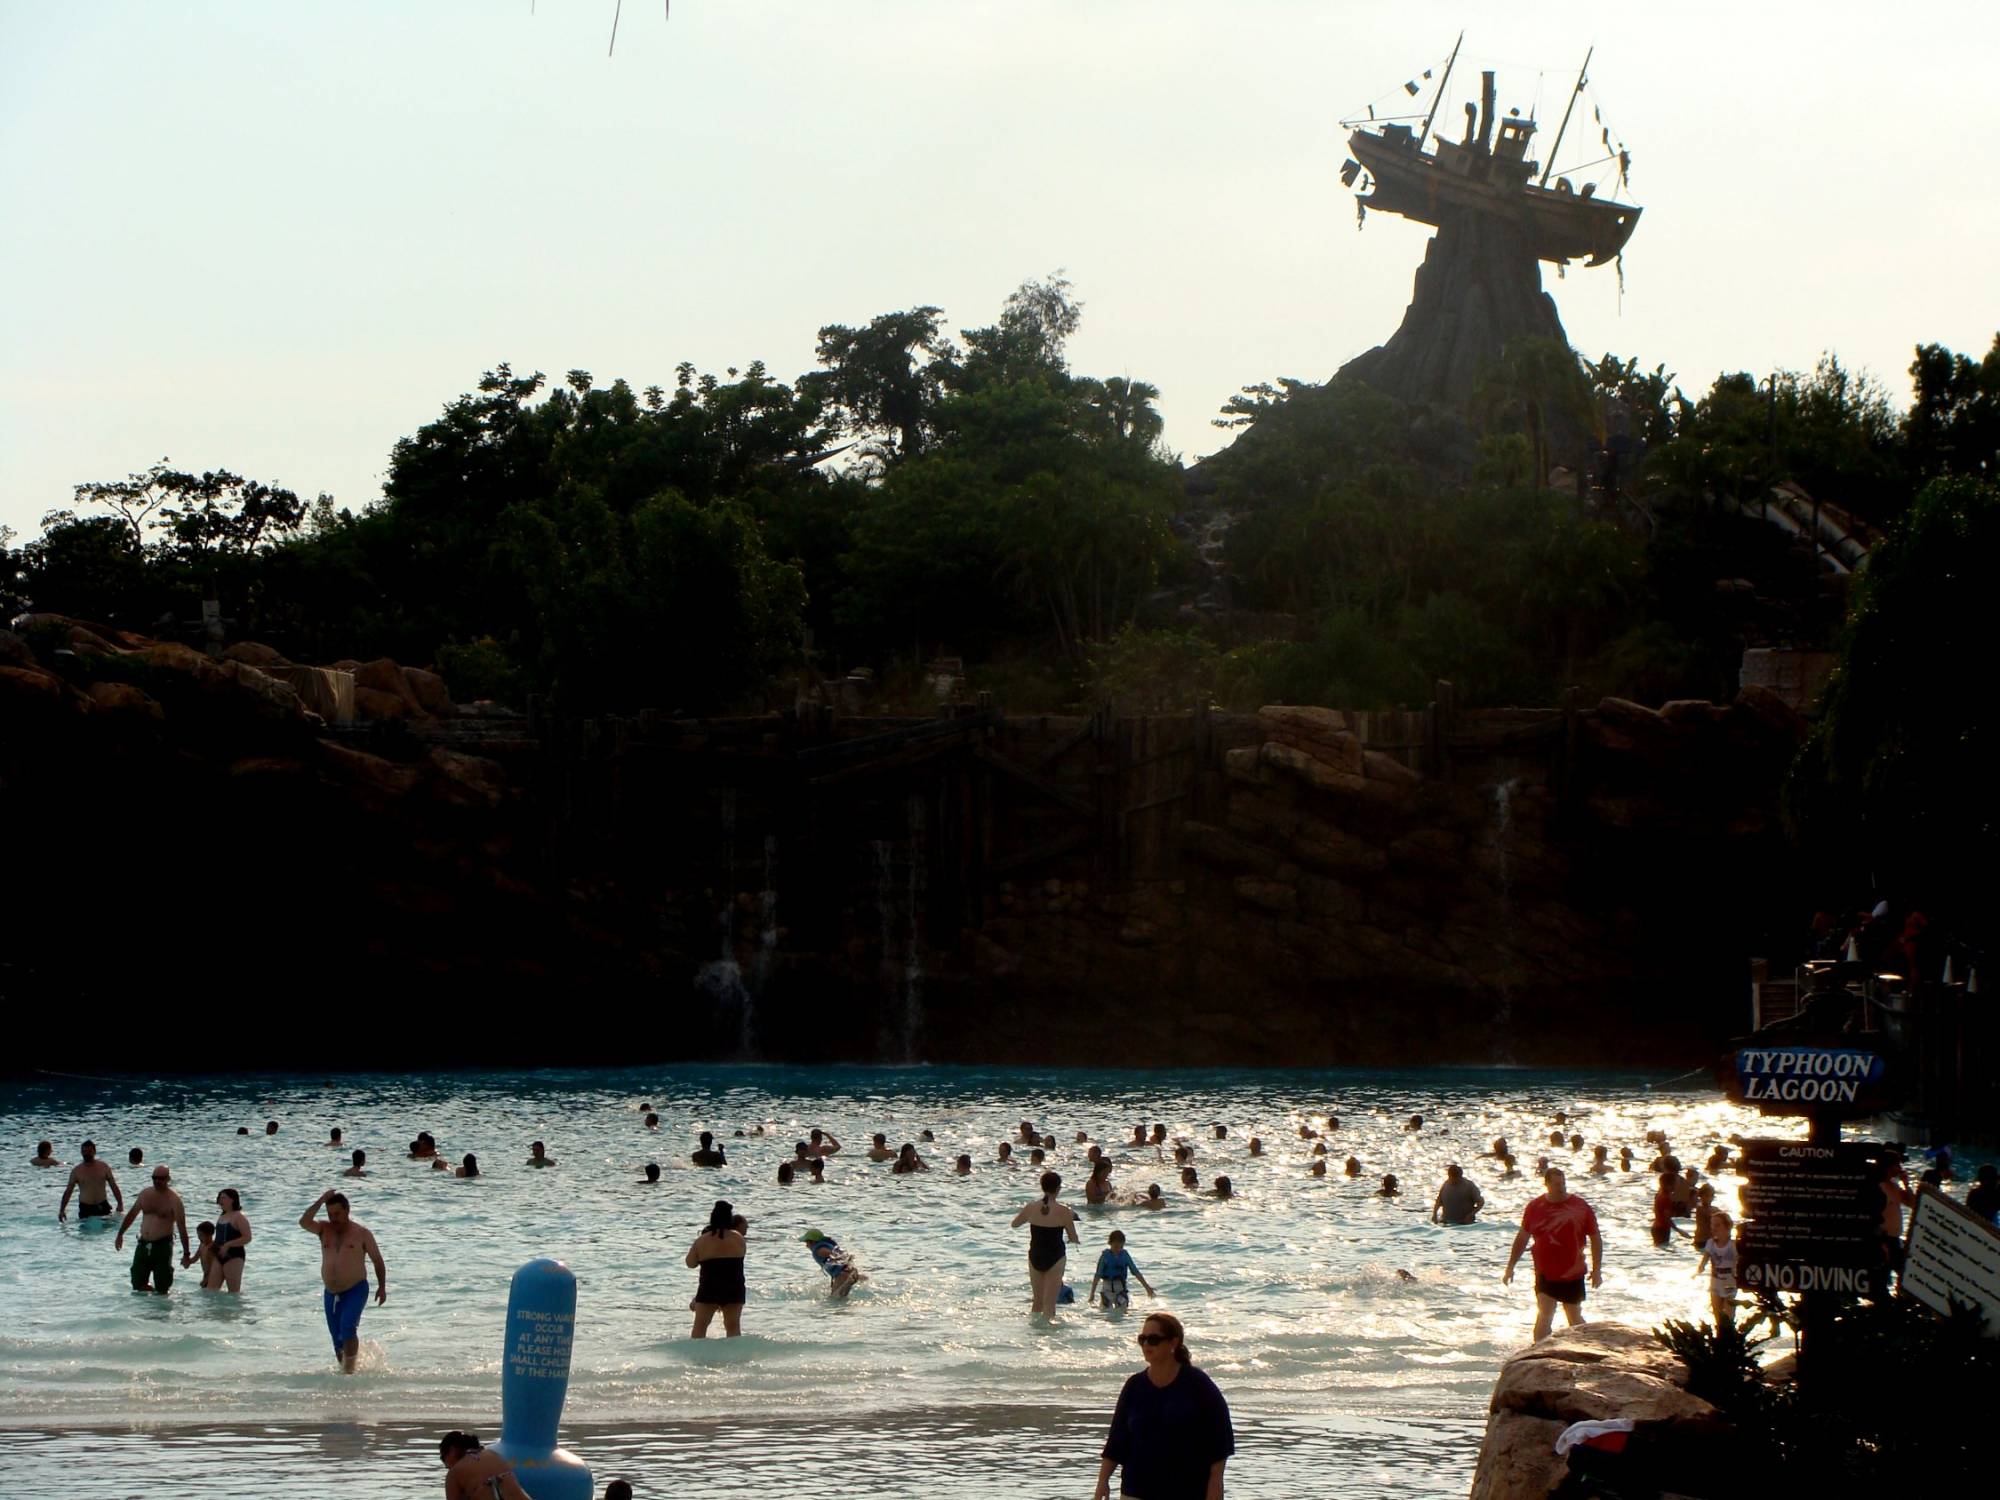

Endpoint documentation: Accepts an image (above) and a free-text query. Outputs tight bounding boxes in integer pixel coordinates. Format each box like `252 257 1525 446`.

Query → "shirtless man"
114 1166 189 1293
527 1140 557 1168
866 1133 897 1162
300 1189 387 1372
32 1140 62 1168
58 1140 123 1222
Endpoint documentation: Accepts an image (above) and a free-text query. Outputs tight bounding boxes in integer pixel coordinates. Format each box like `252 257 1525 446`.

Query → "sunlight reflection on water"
0 1063 1813 1496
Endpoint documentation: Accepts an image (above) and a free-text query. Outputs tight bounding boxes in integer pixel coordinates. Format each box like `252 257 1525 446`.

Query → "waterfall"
694 789 763 1059
1490 777 1518 909
1488 777 1522 1042
871 795 928 1065
901 793 926 1064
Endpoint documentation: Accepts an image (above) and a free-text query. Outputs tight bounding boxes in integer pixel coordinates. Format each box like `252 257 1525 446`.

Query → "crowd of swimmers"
34 1094 1996 1495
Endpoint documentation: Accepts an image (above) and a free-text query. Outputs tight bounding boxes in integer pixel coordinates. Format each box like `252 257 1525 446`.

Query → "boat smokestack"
1478 70 1497 153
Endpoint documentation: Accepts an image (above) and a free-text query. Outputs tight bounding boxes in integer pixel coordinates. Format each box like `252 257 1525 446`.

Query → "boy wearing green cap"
800 1228 866 1298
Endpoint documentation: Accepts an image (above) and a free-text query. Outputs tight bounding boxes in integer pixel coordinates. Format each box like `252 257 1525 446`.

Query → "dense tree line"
3 291 1994 727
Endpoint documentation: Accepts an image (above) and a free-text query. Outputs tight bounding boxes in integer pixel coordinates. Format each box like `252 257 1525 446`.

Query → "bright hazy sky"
3 1 1996 540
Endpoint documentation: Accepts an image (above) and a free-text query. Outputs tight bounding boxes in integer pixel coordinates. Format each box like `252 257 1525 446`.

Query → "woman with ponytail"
1009 1170 1079 1318
683 1199 747 1337
1093 1313 1234 1500
438 1430 532 1499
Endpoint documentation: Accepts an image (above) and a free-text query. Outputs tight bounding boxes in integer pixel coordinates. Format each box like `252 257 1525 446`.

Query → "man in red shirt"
1503 1167 1603 1340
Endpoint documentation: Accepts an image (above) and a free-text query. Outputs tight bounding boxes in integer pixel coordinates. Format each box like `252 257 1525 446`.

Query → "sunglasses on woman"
1136 1333 1172 1347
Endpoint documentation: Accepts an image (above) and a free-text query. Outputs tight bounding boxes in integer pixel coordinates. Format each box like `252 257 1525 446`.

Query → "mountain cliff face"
1338 207 1573 406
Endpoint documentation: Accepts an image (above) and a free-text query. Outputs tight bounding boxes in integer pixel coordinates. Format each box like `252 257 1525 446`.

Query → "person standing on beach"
1094 1312 1234 1500
300 1189 387 1372
1502 1168 1602 1341
114 1165 189 1292
685 1200 747 1337
58 1140 122 1222
1011 1171 1079 1319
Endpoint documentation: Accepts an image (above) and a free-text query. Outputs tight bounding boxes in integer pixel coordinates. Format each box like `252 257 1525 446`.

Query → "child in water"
1089 1230 1156 1311
1694 1211 1739 1327
188 1221 221 1290
800 1228 865 1297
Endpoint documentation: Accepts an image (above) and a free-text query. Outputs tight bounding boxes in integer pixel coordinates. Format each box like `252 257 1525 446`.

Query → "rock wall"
3 615 1809 1069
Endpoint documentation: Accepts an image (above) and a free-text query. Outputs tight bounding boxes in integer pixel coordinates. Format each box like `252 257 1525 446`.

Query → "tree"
1788 474 1999 928
1905 334 2000 485
801 308 954 469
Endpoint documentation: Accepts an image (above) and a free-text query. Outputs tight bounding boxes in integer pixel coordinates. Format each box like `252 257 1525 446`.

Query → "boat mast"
1415 31 1464 152
1538 45 1592 187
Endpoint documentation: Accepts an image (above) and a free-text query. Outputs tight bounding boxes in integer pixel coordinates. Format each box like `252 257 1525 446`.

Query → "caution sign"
1901 1186 2000 1336
1736 1139 1899 1295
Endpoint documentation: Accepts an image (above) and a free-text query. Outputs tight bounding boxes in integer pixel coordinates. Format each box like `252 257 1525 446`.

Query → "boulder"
1659 698 1723 727
0 629 34 668
222 641 288 668
85 680 164 720
425 747 506 809
403 666 454 717
0 663 68 710
216 660 306 722
1222 745 1266 785
67 623 126 655
1232 876 1298 917
1730 683 1806 744
1596 696 1668 734
1261 743 1414 815
1180 821 1288 878
353 685 414 721
1256 706 1366 774
1285 814 1388 876
1362 749 1422 785
1469 1322 1724 1500
1258 704 1350 739
353 657 427 717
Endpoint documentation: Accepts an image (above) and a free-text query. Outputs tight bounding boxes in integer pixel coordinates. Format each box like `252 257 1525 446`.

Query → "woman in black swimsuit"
684 1199 747 1338
210 1187 252 1293
1010 1171 1079 1319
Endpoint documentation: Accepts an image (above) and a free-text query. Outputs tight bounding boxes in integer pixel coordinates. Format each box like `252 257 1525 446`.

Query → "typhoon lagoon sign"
1729 1045 1891 1114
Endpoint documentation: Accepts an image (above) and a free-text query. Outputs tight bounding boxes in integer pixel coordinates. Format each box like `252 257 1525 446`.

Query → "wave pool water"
1 1064 1800 1496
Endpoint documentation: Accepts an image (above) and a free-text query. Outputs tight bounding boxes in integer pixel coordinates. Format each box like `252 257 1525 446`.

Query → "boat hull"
1349 130 1639 266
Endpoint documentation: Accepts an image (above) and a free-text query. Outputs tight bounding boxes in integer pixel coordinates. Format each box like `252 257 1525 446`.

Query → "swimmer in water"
1089 1229 1155 1309
645 1113 661 1130
32 1141 62 1168
1568 1134 1584 1153
800 1228 866 1297
1139 1183 1166 1210
892 1143 929 1174
777 1163 795 1185
1248 1137 1264 1157
955 1154 973 1175
1209 1175 1233 1200
1344 1156 1362 1178
1378 1174 1400 1198
455 1154 479 1179
640 1163 661 1185
810 1129 842 1158
1310 1158 1326 1177
1018 1120 1040 1146
1179 1167 1199 1190
1213 1124 1228 1140
1589 1146 1610 1175
1086 1159 1115 1204
1488 1137 1510 1160
1010 1171 1079 1320
1128 1124 1148 1148
997 1142 1014 1164
691 1133 726 1168
343 1150 367 1179
1030 1148 1046 1166
867 1133 896 1162
528 1140 556 1168
1407 1115 1423 1132
326 1128 343 1149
